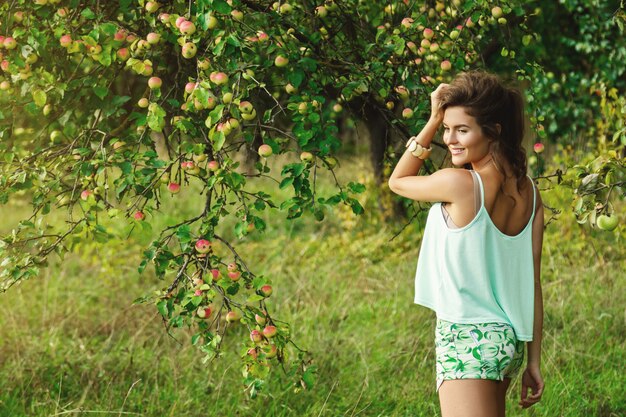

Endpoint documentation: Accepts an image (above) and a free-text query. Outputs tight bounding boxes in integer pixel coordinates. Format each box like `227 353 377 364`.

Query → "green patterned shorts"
435 319 525 391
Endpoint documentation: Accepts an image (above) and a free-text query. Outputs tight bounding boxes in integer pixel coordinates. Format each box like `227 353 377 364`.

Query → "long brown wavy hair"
439 71 528 191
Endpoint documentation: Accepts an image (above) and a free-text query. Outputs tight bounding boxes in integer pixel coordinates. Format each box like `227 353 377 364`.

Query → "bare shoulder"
388 167 474 203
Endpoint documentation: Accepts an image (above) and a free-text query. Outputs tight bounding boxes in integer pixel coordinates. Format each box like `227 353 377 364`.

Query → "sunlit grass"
0 156 624 416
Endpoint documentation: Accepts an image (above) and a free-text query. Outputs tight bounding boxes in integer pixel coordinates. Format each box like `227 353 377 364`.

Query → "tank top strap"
470 170 485 209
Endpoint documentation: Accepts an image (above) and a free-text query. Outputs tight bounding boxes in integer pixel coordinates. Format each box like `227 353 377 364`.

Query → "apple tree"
4 0 619 396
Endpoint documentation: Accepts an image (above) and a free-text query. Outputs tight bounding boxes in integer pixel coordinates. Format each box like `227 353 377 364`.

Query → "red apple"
148 76 162 89
146 32 160 44
300 151 314 163
263 325 277 338
138 98 149 108
255 313 266 326
258 144 273 157
227 271 241 281
196 306 212 319
274 55 289 67
210 71 228 86
195 239 212 254
182 42 197 59
116 47 130 61
80 190 93 201
440 60 452 71
247 347 258 358
59 35 72 48
250 330 263 343
180 20 196 35
168 182 180 194
207 160 219 171
3 38 17 50
533 142 544 153
133 211 145 221
423 28 434 40
402 108 414 119
175 16 187 28
210 269 221 281
226 310 241 323
145 1 160 13
231 10 244 21
491 6 503 18
315 6 328 18
239 100 254 113
259 284 273 297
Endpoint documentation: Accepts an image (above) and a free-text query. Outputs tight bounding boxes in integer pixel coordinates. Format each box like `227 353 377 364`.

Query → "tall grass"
0 157 624 416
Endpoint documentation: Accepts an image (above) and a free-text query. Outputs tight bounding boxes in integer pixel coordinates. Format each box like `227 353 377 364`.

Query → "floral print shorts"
435 319 525 392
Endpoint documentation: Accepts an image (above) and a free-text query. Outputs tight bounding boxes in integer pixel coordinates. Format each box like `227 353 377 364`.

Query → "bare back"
444 169 535 236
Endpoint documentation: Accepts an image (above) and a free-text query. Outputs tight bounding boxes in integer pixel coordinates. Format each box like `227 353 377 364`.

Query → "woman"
388 72 545 416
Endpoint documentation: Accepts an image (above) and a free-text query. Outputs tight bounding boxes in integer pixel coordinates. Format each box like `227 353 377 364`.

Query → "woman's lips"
450 148 465 155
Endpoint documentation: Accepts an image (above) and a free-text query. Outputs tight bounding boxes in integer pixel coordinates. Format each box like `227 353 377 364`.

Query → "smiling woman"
388 71 545 417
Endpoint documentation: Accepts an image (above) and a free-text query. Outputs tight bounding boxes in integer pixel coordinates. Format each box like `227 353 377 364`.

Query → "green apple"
596 215 618 231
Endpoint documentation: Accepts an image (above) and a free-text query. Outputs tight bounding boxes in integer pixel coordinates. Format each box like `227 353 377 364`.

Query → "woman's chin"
450 155 467 166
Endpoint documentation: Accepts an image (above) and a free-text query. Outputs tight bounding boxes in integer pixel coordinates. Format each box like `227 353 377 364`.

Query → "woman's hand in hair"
430 83 449 123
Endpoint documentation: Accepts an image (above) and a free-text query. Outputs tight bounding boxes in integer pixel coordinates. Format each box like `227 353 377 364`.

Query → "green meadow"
1 157 624 417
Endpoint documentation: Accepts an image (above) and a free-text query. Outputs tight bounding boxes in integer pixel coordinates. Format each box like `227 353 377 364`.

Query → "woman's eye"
458 130 467 133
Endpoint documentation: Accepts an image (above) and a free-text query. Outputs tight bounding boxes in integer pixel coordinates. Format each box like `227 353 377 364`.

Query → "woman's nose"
444 132 457 145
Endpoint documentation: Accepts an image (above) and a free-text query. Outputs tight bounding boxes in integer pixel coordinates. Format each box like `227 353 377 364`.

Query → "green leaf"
93 85 108 100
347 198 364 215
81 8 96 19
176 224 191 243
211 0 232 14
348 182 366 193
279 177 294 189
313 207 325 221
288 69 305 88
32 89 47 107
156 300 169 317
99 23 117 36
210 130 226 151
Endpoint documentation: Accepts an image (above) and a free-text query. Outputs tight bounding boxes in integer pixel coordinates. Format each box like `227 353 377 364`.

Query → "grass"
0 156 624 416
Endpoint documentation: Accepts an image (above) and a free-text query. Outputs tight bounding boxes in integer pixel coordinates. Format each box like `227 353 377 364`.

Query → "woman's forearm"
527 280 543 366
389 116 442 183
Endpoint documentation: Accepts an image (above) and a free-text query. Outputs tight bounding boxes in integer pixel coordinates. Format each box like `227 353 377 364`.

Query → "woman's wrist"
428 113 444 126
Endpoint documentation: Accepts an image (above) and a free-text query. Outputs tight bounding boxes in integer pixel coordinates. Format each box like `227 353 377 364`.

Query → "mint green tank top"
414 171 536 341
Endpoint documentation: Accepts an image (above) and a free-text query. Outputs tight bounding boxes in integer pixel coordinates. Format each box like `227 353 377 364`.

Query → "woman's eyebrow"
442 123 471 128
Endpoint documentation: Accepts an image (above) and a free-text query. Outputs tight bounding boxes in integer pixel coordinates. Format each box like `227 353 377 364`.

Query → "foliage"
0 0 537 395
0 0 624 397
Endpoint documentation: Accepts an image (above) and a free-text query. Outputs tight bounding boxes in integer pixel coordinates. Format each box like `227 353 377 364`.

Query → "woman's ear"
496 123 502 135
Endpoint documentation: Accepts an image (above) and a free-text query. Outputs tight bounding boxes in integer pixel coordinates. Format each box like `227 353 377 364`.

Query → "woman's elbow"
388 178 399 193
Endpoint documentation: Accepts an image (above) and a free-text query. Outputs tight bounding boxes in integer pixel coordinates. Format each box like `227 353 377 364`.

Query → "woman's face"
442 106 491 167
